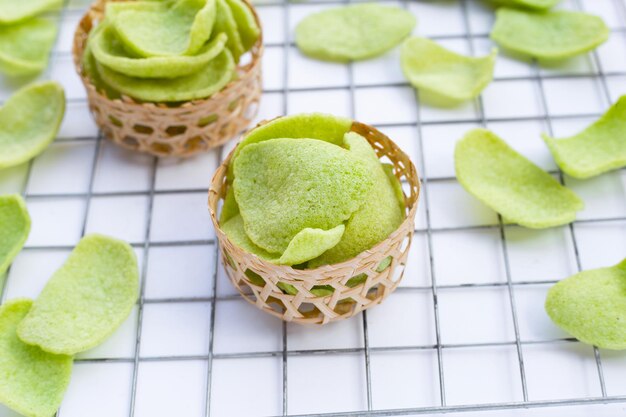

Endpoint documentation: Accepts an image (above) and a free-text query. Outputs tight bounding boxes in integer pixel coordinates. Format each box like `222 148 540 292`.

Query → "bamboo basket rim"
208 119 421 285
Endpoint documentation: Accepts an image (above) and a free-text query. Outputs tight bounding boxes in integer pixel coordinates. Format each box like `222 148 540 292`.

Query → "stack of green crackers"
0 0 62 77
83 0 260 102
220 114 406 273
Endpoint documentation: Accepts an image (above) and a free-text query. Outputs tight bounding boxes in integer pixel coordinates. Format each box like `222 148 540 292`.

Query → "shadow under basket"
208 121 421 325
72 0 263 158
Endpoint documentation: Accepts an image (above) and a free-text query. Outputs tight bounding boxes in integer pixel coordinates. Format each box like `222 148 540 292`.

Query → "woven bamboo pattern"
208 121 421 325
72 0 263 157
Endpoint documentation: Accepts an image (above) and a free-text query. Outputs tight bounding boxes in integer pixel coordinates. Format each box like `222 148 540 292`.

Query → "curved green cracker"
491 8 609 60
0 195 30 277
0 82 65 169
310 133 404 267
214 0 244 62
295 4 416 62
0 299 72 417
233 138 373 254
0 0 62 24
91 22 228 79
546 259 626 350
401 37 496 106
228 113 353 180
222 215 345 265
221 214 279 262
542 96 626 179
455 129 584 229
219 186 239 224
112 0 216 57
0 18 58 77
224 0 259 52
490 0 560 10
97 48 235 102
278 224 345 266
17 234 139 355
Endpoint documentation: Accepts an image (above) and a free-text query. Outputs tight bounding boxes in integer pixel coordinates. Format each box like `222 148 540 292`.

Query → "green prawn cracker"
546 259 626 350
455 129 583 229
491 8 608 61
542 96 626 179
0 299 72 417
17 234 139 355
0 194 30 277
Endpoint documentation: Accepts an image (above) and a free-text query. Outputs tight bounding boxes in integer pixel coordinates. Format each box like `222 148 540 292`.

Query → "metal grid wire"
1 0 626 416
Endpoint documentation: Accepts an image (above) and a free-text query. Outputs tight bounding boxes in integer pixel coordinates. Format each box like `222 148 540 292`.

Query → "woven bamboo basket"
208 120 421 325
72 0 263 157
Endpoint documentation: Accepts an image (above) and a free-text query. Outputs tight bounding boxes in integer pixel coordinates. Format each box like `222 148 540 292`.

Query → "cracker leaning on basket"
73 0 263 157
209 114 421 325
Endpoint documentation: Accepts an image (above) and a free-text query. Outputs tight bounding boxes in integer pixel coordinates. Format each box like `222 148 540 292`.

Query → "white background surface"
1 0 626 416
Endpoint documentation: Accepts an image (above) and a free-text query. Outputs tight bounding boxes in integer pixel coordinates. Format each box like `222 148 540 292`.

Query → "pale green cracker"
0 81 65 169
0 18 58 77
96 48 235 102
214 0 244 62
112 0 216 57
455 128 584 229
0 195 30 277
224 0 260 52
491 8 608 61
228 113 353 180
546 259 626 350
489 0 560 10
295 3 416 62
0 0 62 24
401 37 497 106
0 299 72 417
17 234 139 355
309 132 404 267
233 138 373 254
542 95 626 179
91 22 228 79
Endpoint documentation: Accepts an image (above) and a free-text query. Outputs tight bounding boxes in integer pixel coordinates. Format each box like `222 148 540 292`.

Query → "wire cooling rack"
1 0 626 416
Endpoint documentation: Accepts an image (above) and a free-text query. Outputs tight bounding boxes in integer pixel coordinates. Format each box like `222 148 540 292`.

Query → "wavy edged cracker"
214 0 244 62
0 82 65 169
0 195 30 277
489 0 560 10
455 129 584 229
222 215 345 265
295 3 416 62
96 48 235 102
111 0 216 57
224 0 259 52
228 113 353 180
17 234 139 355
401 37 496 106
309 133 404 267
491 8 608 60
542 96 626 179
233 138 373 254
91 22 228 79
0 18 58 77
0 0 62 24
0 299 72 417
546 259 626 350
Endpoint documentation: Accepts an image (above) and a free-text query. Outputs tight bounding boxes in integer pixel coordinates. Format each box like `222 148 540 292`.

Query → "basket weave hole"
267 297 286 314
244 101 258 120
224 252 237 270
228 97 242 113
333 301 354 316
165 125 188 137
298 303 322 318
400 235 410 254
184 136 206 152
244 268 266 288
198 114 218 127
109 115 123 127
390 264 405 283
122 135 140 149
150 142 173 155
133 124 154 135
